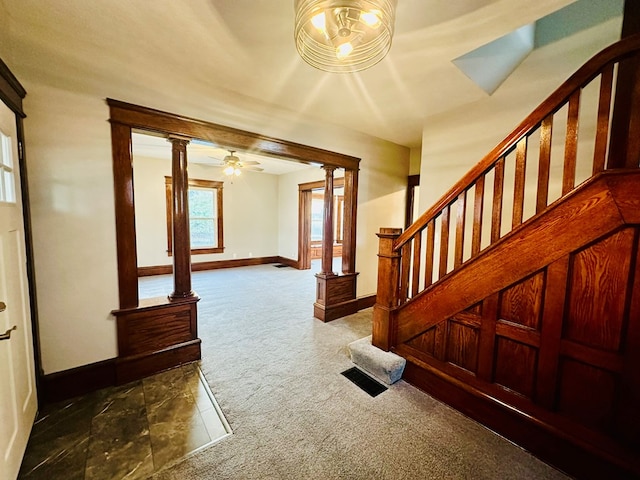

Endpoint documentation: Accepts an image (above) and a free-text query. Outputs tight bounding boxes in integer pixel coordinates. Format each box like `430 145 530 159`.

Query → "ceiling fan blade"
205 156 225 165
246 166 264 172
241 160 261 165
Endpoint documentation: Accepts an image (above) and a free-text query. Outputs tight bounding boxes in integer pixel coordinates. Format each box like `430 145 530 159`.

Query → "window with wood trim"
165 177 224 255
0 131 16 203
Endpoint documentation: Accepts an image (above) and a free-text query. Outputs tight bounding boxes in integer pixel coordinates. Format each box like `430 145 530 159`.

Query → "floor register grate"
341 367 388 397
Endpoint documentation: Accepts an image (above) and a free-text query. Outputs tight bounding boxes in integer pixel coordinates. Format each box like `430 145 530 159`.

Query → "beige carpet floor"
139 264 568 480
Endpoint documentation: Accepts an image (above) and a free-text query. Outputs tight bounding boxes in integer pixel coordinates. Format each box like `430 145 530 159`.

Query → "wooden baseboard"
116 339 201 385
314 294 376 322
40 340 203 404
400 355 639 480
357 294 376 310
41 358 117 404
138 264 173 276
138 256 299 276
275 256 299 269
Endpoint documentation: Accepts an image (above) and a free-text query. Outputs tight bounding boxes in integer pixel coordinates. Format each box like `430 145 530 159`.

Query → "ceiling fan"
209 150 263 176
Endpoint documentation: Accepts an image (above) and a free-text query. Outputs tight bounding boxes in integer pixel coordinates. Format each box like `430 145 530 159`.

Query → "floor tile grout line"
141 375 159 474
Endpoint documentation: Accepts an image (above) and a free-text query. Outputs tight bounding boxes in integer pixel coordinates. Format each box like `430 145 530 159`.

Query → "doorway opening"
109 99 361 382
298 177 345 270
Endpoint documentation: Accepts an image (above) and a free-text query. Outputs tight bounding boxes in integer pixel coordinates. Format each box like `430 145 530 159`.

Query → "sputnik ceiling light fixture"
294 0 397 73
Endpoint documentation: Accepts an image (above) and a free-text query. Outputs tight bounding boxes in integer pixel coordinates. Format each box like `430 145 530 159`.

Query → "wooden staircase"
373 35 640 479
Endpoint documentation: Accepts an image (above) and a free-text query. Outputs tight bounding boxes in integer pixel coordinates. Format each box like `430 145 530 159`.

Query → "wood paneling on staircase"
373 34 640 478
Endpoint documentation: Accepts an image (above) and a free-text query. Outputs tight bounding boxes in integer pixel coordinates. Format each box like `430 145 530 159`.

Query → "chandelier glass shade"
294 0 397 73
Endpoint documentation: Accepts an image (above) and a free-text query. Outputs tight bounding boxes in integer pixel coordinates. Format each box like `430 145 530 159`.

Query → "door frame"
0 58 43 401
108 99 362 368
298 177 345 269
108 99 360 309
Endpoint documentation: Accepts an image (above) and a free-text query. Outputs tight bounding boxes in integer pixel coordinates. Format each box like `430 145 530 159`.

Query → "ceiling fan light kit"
294 0 397 73
217 150 263 176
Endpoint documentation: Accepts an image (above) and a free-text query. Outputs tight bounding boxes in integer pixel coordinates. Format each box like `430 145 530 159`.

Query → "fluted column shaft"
168 136 194 299
321 166 336 275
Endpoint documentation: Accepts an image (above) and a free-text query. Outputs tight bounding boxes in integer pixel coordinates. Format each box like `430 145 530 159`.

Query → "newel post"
372 227 403 351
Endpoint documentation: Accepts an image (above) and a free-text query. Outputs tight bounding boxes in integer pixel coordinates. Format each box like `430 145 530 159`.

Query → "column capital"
167 135 191 146
322 165 338 173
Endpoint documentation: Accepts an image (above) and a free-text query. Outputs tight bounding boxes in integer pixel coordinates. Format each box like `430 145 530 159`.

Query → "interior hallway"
21 263 569 479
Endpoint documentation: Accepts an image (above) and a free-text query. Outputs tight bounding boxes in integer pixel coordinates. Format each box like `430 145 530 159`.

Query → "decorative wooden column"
342 168 358 275
321 165 336 276
110 122 139 309
110 132 201 385
314 165 362 322
168 136 195 299
372 228 402 351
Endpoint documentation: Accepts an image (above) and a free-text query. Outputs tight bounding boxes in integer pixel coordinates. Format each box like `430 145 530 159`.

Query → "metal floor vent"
341 367 387 397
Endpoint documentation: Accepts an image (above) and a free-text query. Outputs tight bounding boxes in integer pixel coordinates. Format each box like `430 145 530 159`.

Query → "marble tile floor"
18 363 231 480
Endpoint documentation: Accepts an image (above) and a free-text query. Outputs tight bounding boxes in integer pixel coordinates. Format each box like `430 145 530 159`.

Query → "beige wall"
419 19 622 216
409 147 422 176
24 85 120 373
0 4 9 63
417 19 622 273
134 154 280 267
277 167 326 262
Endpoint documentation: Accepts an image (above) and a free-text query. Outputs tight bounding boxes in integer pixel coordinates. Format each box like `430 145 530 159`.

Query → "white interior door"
0 101 37 479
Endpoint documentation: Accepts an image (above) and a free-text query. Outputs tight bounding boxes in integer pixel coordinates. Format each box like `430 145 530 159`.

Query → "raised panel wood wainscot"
112 296 201 384
394 176 640 479
394 172 640 478
373 34 640 479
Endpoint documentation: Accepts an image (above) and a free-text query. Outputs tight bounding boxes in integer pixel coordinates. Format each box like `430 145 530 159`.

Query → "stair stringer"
391 170 640 479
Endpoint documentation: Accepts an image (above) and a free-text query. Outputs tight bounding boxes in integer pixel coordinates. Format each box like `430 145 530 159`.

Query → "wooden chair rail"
392 35 640 307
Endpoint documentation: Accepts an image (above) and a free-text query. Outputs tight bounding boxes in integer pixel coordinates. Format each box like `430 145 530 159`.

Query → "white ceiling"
2 0 600 149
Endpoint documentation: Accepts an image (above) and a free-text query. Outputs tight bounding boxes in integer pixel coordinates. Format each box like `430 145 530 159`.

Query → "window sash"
0 131 16 203
165 177 224 255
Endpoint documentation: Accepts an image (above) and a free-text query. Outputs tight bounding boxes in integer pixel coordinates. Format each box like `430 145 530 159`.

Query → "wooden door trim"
0 57 44 403
298 189 312 269
298 177 345 191
405 174 420 228
298 178 345 270
0 58 26 116
108 99 360 170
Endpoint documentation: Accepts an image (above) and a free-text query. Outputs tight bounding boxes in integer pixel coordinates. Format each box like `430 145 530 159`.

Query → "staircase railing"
373 34 640 350
400 37 640 304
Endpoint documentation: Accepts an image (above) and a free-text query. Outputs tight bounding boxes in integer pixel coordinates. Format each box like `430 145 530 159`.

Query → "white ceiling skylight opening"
452 0 625 96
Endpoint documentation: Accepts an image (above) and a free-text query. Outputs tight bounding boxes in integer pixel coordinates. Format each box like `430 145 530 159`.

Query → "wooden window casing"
165 177 224 255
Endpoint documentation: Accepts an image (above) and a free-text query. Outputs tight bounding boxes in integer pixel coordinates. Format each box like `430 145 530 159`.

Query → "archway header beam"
107 99 360 171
